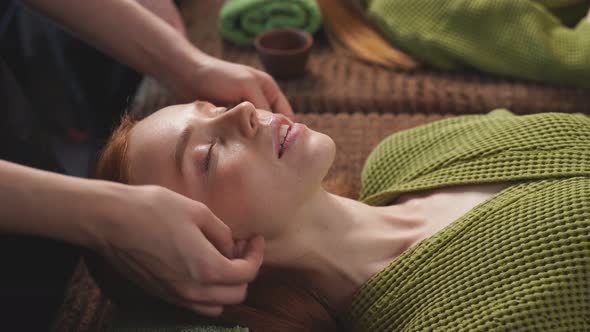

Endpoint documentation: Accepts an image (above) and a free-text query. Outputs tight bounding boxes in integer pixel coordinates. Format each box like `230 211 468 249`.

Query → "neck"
263 189 423 315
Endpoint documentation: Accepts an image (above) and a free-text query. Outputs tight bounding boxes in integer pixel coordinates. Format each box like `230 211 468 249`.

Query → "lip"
271 114 293 158
279 123 305 158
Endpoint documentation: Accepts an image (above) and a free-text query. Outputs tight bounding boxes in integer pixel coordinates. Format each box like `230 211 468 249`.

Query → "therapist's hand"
95 185 265 316
174 53 294 118
22 0 292 118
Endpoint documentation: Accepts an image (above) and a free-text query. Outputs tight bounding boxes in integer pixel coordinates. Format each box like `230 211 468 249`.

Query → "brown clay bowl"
255 28 313 80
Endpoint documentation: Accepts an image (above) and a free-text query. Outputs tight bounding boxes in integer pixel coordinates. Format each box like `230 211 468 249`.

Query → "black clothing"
0 3 140 330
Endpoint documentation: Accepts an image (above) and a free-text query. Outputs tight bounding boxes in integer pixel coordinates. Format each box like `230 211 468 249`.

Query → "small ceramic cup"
255 28 313 80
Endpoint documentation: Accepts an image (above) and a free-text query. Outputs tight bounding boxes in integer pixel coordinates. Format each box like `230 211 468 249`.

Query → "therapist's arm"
0 159 264 316
136 0 187 36
22 0 293 117
22 0 200 100
0 159 116 246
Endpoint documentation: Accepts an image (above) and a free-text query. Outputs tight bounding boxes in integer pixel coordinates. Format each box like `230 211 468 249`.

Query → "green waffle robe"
348 110 590 331
366 0 590 87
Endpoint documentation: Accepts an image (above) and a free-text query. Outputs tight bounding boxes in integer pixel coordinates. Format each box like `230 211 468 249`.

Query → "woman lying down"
93 101 590 331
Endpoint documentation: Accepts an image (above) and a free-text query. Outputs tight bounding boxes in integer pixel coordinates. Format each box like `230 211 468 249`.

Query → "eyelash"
203 140 216 172
202 105 227 173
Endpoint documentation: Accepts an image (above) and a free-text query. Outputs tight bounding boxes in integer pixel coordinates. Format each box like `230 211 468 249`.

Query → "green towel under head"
219 0 322 46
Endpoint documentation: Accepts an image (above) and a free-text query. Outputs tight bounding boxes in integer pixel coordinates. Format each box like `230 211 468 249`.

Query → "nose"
217 101 258 138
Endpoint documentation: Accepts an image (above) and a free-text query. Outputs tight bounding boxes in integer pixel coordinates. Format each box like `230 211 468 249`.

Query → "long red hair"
92 113 343 332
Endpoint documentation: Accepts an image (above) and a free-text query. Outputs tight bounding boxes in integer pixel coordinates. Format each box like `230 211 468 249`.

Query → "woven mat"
172 0 588 117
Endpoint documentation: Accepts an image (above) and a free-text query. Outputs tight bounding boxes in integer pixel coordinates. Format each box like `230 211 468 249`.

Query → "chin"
303 131 336 188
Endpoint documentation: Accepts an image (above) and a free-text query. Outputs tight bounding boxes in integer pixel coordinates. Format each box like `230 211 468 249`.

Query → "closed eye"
203 140 216 172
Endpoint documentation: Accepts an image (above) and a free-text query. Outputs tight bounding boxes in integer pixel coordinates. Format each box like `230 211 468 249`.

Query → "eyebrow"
175 124 194 174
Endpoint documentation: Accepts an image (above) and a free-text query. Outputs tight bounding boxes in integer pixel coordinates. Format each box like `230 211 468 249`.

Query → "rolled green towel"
218 0 322 46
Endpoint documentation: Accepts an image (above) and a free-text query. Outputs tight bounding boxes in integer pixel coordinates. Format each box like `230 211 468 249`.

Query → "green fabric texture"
366 0 590 87
350 110 590 331
218 0 322 46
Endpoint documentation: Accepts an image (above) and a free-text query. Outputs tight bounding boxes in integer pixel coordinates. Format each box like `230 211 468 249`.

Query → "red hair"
93 113 342 332
94 113 137 184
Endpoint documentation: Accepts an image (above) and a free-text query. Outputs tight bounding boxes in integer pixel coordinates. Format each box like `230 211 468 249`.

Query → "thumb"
199 208 235 258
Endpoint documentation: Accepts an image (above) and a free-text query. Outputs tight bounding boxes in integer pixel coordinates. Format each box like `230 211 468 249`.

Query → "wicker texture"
52 261 113 332
178 0 589 117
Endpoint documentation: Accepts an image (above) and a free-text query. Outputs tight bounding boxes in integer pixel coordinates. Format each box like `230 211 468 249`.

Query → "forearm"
22 0 202 94
0 160 128 249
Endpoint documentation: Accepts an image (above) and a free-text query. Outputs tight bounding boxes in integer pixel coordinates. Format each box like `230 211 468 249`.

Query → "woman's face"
127 101 335 238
